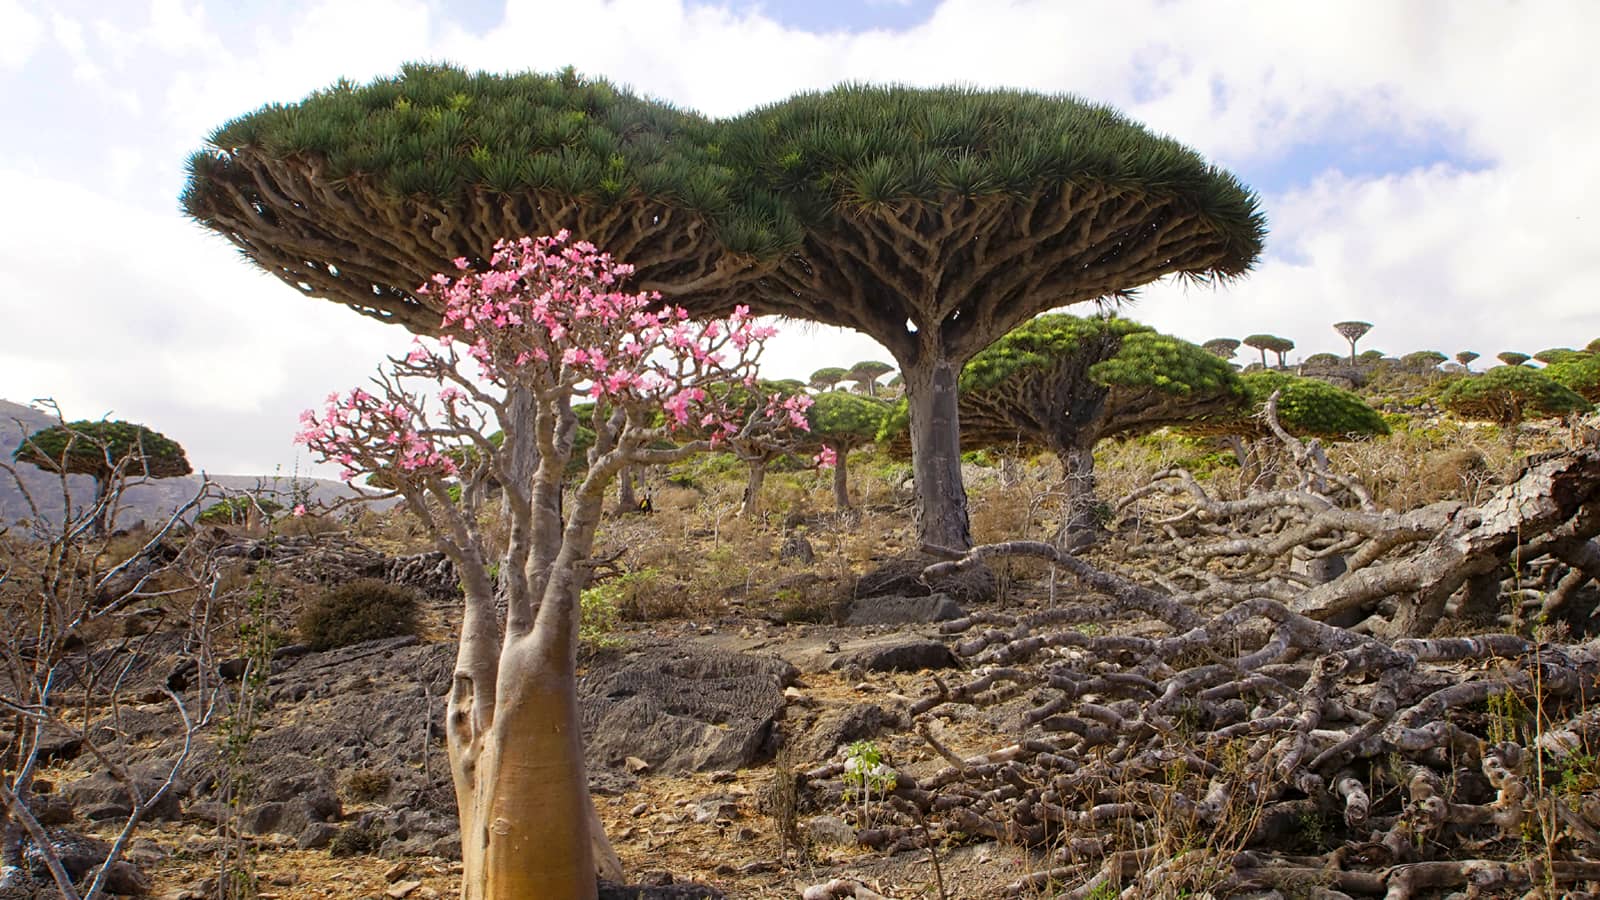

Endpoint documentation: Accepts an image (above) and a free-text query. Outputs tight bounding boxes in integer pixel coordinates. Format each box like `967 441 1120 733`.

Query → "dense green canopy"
1544 353 1600 403
1194 371 1388 440
806 391 890 449
1440 366 1590 427
14 420 192 481
719 83 1265 364
182 64 798 331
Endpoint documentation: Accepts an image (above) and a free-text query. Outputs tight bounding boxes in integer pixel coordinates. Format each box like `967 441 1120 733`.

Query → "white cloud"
0 0 43 69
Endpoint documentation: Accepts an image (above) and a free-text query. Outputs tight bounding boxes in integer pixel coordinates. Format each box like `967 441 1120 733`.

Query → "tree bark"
905 358 973 550
741 459 768 518
831 443 852 512
1054 442 1100 550
617 465 636 513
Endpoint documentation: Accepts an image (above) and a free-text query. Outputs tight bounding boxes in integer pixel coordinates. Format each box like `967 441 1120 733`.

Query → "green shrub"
298 579 421 651
328 823 385 857
197 496 284 525
579 583 625 649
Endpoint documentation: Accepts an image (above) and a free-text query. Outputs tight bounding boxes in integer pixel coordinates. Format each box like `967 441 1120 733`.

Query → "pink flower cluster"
294 388 459 483
814 445 839 469
294 232 807 492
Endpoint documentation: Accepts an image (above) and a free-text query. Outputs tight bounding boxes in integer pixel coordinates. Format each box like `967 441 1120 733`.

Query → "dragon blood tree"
1333 321 1372 365
294 234 807 899
719 85 1264 549
804 391 891 512
956 314 1243 545
1440 365 1588 450
1187 370 1388 487
13 420 192 533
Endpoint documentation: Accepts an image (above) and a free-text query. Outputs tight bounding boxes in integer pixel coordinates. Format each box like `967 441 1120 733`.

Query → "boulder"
837 593 965 626
580 648 797 775
835 640 958 673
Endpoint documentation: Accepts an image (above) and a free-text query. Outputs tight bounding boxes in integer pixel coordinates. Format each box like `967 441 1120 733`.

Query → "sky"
1 0 1597 477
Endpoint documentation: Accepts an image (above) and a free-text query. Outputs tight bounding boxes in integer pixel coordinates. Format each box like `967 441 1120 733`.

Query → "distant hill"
0 399 396 528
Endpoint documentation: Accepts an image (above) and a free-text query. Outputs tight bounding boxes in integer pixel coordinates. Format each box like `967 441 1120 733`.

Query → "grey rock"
296 822 338 850
579 648 796 775
87 860 149 895
836 639 958 673
793 704 903 762
839 593 966 626
804 814 856 847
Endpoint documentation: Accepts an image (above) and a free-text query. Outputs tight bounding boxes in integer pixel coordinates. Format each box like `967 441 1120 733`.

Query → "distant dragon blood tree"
1189 371 1388 485
1455 350 1481 371
956 315 1244 544
1497 351 1531 367
804 391 890 511
1440 365 1588 449
1333 321 1372 366
294 234 805 899
12 420 192 533
720 85 1264 549
844 360 895 398
1545 352 1600 403
1202 337 1241 360
1242 333 1293 368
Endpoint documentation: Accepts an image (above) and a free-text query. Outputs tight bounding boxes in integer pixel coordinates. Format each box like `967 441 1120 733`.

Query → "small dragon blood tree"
295 233 808 899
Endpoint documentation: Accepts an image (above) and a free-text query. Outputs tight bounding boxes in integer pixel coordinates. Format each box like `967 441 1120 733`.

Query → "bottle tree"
1202 337 1241 360
955 314 1244 546
803 391 890 512
719 85 1264 549
294 235 806 899
1333 321 1373 365
844 360 895 398
1455 350 1481 371
1441 366 1589 449
13 420 192 534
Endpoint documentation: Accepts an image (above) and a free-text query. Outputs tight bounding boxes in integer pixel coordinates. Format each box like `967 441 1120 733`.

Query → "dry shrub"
343 767 391 802
298 578 421 651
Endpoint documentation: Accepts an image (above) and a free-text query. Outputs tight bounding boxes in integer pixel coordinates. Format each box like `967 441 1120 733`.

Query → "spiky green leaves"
1223 372 1389 439
184 63 800 259
807 391 890 449
721 83 1264 273
1440 366 1590 426
1544 353 1600 403
15 420 192 480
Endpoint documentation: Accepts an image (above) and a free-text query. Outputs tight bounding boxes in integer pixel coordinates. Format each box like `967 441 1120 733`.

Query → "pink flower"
293 504 307 517
815 446 839 468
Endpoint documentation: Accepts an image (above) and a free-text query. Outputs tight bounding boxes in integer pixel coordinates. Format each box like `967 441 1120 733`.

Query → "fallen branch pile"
800 421 1600 897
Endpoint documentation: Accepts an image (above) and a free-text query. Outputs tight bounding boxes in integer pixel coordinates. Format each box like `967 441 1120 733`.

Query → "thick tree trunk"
617 465 636 513
452 658 593 900
1054 442 1100 550
831 444 852 512
741 459 768 518
905 358 973 550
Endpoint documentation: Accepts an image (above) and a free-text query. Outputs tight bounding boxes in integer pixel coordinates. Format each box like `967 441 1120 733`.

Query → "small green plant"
197 495 285 525
579 582 626 650
1085 882 1120 900
298 579 421 651
842 740 897 829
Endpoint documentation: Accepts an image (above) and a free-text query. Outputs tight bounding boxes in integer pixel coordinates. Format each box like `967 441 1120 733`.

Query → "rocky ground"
16 553 1043 899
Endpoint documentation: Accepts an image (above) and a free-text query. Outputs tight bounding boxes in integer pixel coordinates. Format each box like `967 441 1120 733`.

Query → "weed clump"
343 767 392 803
298 578 420 651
